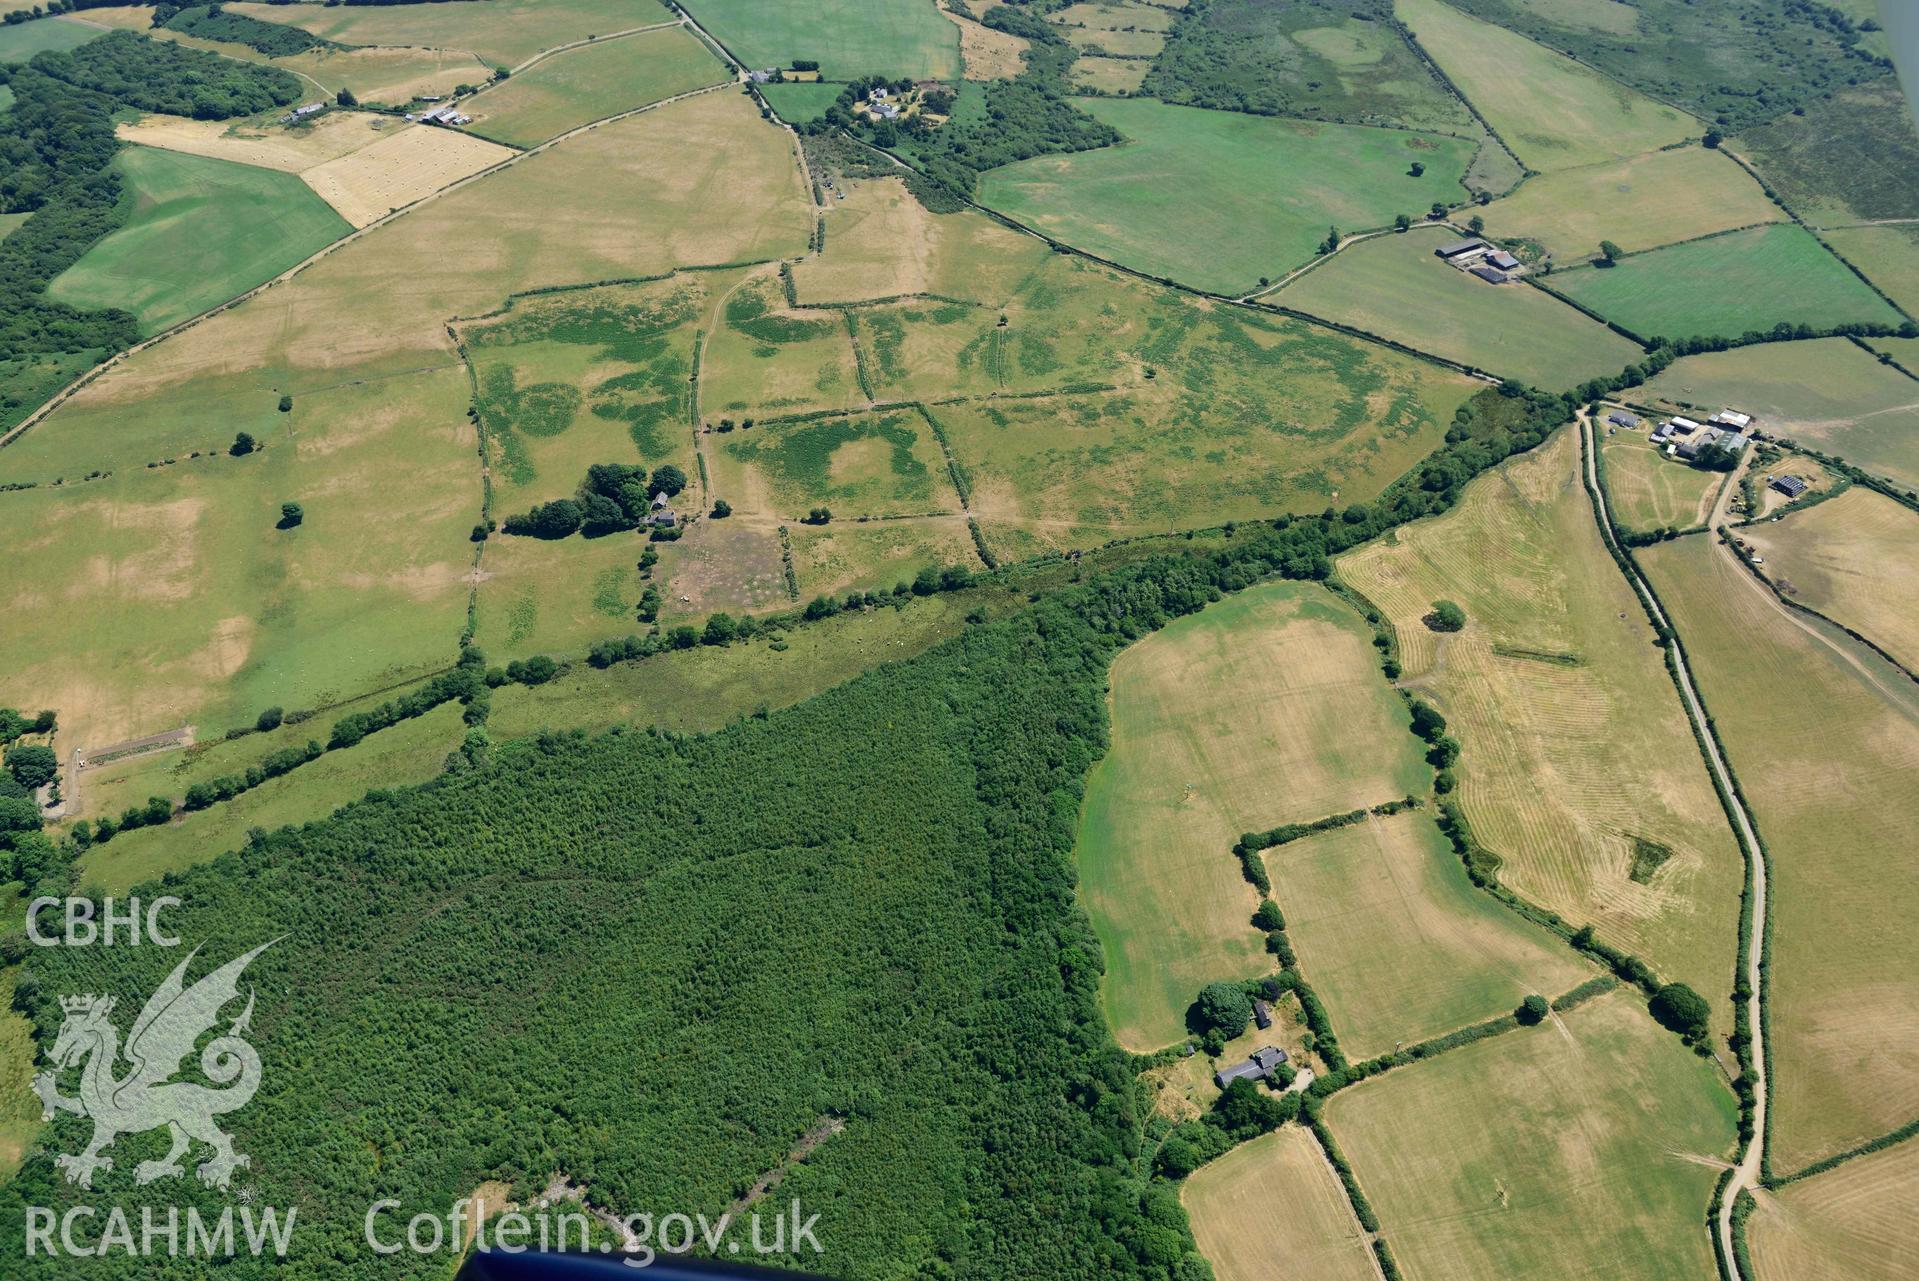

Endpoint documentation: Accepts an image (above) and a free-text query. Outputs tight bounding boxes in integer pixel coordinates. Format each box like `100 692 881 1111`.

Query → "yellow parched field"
1182 1127 1379 1281
116 110 403 174
792 176 1053 307
300 124 517 227
1075 581 1429 1051
0 91 810 755
1640 534 1919 1172
1338 427 1744 1022
228 0 666 67
1749 1137 1919 1281
1741 486 1919 674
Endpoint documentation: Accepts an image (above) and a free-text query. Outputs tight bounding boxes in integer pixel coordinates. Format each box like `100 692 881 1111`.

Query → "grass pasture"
977 98 1477 295
459 271 709 495
1338 428 1745 1019
852 299 1002 402
1748 1136 1919 1281
1476 146 1780 263
462 26 724 147
1599 427 1725 533
709 409 962 520
782 515 980 599
1181 1127 1378 1281
1074 581 1429 1050
758 81 844 124
1325 989 1735 1281
227 0 666 67
1276 225 1641 387
0 15 100 60
1396 0 1692 172
1267 811 1590 1059
1640 339 1919 493
1550 225 1903 342
675 0 961 80
936 303 1477 543
701 274 865 418
1823 224 1919 320
1070 55 1147 94
1742 487 1919 675
1640 535 1919 1172
48 146 350 335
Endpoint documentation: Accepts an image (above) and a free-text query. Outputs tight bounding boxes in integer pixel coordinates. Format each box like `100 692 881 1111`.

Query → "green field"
1275 225 1641 387
1640 338 1919 492
47 145 350 335
1550 225 1904 341
1325 989 1736 1280
1599 429 1725 533
1476 146 1780 263
1641 535 1919 1172
464 26 724 147
1338 428 1745 1024
977 98 1478 295
758 80 844 124
676 0 960 80
1396 0 1693 172
1823 224 1919 319
1075 581 1429 1050
712 410 961 519
1268 810 1589 1058
0 14 101 60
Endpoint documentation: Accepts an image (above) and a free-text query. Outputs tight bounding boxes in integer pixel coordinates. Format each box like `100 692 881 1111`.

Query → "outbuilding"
1435 238 1488 260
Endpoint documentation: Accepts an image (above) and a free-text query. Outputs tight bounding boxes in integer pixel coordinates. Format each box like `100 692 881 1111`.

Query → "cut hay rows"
1182 1127 1379 1281
1338 428 1743 1019
1749 1137 1919 1281
1640 535 1919 1172
300 125 518 229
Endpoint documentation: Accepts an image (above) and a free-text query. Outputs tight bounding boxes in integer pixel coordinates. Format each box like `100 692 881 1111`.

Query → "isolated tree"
1408 160 1425 177
1425 599 1467 632
278 501 304 529
334 87 356 107
1467 213 1485 235
711 498 732 518
1649 983 1711 1043
1597 240 1624 266
1195 981 1252 1037
1319 224 1339 254
1394 212 1412 232
229 431 256 456
278 394 293 412
805 506 832 525
1429 202 1447 220
1516 994 1550 1025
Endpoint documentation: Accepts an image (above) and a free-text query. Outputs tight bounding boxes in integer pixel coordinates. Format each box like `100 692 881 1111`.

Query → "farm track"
1579 413 1766 1281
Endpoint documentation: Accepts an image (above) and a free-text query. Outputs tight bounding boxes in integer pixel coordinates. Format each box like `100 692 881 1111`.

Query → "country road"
1579 413 1766 1280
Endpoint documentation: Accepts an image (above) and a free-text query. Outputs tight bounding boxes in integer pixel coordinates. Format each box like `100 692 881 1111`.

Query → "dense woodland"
1 384 1567 1278
0 33 295 416
159 4 327 57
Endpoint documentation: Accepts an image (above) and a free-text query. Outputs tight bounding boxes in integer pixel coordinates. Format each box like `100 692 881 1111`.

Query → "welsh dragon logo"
31 940 276 1191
